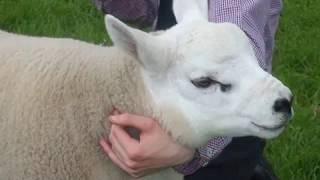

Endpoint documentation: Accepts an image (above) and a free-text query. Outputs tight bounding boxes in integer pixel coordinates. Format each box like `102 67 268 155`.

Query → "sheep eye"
191 77 215 88
220 84 232 92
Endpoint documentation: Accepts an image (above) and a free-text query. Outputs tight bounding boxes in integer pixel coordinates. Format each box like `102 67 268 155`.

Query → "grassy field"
0 0 319 179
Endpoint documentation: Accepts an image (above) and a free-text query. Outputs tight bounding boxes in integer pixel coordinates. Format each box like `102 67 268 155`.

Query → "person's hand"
100 109 195 178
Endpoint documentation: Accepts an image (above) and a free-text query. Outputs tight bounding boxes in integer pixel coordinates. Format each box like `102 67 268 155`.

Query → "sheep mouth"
251 122 286 131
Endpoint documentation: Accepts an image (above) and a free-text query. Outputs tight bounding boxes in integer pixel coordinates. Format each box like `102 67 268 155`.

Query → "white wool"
0 30 183 180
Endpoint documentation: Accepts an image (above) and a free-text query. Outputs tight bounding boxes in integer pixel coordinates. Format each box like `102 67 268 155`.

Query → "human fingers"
109 125 141 164
110 113 156 132
109 127 130 163
110 125 149 170
99 139 143 178
110 125 141 159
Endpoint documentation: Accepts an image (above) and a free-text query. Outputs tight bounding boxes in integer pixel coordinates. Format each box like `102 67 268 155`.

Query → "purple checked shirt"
93 0 283 175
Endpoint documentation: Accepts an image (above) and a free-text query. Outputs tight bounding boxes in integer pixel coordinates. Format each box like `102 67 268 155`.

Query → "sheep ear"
173 0 208 23
105 15 140 58
105 15 170 74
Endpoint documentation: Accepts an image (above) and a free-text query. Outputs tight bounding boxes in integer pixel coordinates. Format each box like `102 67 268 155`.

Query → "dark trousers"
155 1 267 179
155 0 177 30
185 137 265 180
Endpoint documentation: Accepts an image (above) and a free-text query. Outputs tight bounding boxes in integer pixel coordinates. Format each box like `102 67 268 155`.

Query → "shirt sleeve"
208 0 283 72
92 0 159 27
173 137 232 175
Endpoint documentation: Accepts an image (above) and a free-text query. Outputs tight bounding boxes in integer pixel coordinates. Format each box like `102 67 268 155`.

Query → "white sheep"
0 0 293 179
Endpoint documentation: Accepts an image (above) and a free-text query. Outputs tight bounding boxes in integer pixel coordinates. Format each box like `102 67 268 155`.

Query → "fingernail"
109 115 117 122
99 139 107 148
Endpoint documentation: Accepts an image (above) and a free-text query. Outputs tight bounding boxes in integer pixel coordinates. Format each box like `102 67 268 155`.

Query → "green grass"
266 0 320 179
0 0 319 179
0 0 109 43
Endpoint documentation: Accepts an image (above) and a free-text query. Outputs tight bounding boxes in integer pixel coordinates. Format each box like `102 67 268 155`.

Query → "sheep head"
104 0 293 148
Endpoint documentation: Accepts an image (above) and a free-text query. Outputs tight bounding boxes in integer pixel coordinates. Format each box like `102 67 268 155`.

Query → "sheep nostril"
273 98 292 117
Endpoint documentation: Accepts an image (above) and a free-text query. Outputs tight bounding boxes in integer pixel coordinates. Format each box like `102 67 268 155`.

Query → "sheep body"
0 32 182 180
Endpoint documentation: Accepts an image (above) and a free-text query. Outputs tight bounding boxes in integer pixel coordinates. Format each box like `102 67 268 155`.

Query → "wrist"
168 143 196 166
178 148 196 165
173 150 206 175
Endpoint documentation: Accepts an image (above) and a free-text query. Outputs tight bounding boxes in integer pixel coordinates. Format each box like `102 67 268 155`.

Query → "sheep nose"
273 97 293 118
